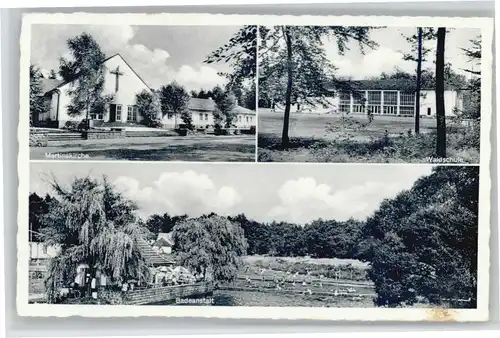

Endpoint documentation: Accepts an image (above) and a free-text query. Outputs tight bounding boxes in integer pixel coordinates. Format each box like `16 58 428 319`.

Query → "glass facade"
338 90 416 116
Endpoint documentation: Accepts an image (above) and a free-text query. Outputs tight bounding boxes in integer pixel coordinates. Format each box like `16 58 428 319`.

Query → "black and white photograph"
28 24 257 162
27 162 480 309
257 26 483 164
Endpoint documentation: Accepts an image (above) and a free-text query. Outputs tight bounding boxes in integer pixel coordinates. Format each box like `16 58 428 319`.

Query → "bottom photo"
27 162 479 309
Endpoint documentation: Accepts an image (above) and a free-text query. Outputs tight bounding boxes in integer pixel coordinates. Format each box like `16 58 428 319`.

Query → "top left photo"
26 23 257 162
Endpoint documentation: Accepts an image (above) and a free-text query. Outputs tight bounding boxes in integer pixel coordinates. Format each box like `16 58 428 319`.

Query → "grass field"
258 109 480 163
30 135 256 162
258 109 436 141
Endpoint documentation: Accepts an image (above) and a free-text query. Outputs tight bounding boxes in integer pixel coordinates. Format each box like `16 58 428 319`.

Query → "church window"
246 116 249 122
90 112 104 120
116 105 122 121
199 113 203 120
127 105 138 122
167 113 173 119
205 114 208 120
238 116 242 122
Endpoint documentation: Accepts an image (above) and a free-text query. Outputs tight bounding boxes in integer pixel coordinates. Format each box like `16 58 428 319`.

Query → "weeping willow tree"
39 175 150 302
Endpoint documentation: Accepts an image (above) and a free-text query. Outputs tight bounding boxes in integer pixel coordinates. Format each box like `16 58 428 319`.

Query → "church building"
36 53 256 130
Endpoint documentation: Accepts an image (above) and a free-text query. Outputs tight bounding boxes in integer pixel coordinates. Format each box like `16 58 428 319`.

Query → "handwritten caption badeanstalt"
175 297 215 305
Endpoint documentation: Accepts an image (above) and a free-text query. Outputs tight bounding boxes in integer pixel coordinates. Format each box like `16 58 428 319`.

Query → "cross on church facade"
110 66 124 92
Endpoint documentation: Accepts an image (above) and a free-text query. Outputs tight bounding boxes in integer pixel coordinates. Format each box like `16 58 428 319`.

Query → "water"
151 290 375 308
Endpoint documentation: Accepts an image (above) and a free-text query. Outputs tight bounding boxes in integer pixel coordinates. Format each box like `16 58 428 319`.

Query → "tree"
402 28 436 134
435 28 447 158
29 65 49 125
259 26 377 147
135 90 162 127
205 25 257 89
365 166 479 307
29 193 56 241
39 175 151 302
145 213 188 236
59 33 114 129
213 91 238 128
172 214 247 285
461 36 481 120
159 82 192 129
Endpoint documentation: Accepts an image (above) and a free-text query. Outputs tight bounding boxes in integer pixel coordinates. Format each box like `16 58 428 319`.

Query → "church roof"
41 78 64 94
136 238 174 266
41 53 153 95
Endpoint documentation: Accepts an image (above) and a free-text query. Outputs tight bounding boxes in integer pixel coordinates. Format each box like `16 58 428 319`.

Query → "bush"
29 133 48 147
63 121 79 130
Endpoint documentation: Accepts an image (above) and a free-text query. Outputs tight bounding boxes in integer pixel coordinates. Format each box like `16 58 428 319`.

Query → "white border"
17 13 494 321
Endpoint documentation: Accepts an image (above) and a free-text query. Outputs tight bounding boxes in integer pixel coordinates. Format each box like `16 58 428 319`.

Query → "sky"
30 162 433 224
260 26 480 80
323 27 480 79
30 24 243 91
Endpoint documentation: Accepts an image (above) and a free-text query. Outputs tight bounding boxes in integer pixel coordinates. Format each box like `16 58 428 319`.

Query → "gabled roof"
188 98 216 111
153 237 172 248
155 232 174 246
187 97 256 115
136 238 174 266
233 105 256 116
42 53 153 95
41 78 64 94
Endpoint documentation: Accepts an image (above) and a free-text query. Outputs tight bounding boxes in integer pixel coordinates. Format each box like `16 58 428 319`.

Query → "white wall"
30 242 60 259
102 55 151 123
234 114 256 128
420 90 461 116
160 111 256 129
192 110 215 128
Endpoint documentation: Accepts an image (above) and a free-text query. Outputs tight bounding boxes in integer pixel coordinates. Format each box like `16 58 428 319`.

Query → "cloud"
332 46 415 79
173 65 226 91
31 24 225 90
113 170 241 218
268 177 403 224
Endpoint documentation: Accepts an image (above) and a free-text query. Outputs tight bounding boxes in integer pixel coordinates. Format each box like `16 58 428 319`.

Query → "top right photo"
257 26 482 164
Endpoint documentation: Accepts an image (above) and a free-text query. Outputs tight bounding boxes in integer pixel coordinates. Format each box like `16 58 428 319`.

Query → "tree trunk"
415 28 423 134
281 26 293 148
435 28 447 158
85 102 90 130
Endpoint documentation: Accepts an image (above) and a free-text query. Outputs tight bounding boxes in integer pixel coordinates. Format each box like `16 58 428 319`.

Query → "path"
31 135 256 162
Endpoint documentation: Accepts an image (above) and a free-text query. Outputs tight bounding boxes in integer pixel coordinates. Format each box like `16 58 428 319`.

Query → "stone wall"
124 282 214 305
82 130 126 140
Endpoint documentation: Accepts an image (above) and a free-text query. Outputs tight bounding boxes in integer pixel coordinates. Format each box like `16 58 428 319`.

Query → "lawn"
30 135 256 162
258 109 480 163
